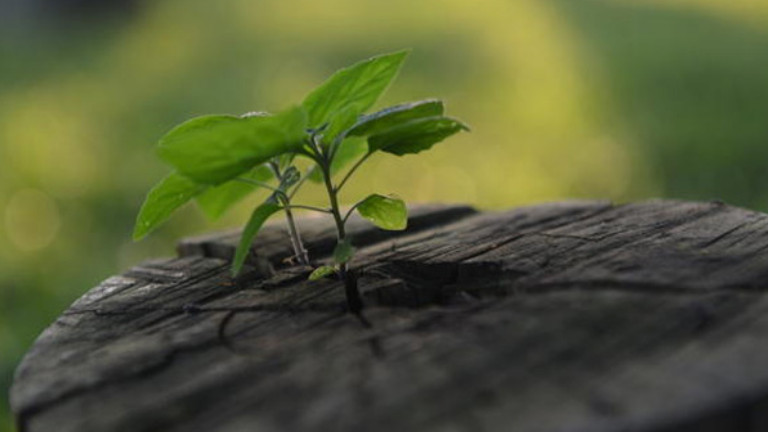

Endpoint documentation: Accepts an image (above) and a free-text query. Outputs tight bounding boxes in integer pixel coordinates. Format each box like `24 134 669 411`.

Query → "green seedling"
133 50 469 314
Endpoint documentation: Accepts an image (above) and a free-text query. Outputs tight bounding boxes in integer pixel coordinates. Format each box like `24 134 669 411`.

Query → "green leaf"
347 100 443 137
368 116 468 156
323 104 360 147
133 173 207 240
157 106 307 185
308 265 337 281
195 165 273 220
239 111 295 172
333 239 356 264
231 200 282 275
308 137 368 183
302 50 409 129
356 194 408 231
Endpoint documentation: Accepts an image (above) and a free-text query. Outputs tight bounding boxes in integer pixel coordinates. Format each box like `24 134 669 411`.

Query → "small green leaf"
157 106 307 185
231 200 282 275
333 239 356 264
308 137 368 183
133 173 207 240
302 50 409 129
356 194 408 231
368 116 468 156
347 100 443 137
196 165 273 220
308 265 337 281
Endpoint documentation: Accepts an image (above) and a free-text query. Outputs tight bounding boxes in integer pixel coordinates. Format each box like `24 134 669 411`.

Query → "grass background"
2 0 767 429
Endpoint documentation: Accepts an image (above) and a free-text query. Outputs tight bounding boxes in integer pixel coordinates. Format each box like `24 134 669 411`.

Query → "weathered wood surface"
12 200 768 432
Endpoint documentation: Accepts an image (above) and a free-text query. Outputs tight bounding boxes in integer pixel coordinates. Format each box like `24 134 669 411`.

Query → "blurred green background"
1 0 767 429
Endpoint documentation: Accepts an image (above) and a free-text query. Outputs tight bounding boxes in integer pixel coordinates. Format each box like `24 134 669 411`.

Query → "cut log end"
12 200 768 432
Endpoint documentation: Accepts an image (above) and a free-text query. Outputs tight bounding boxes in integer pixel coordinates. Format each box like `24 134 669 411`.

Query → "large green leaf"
195 165 273 220
347 100 443 137
157 106 307 185
231 200 282 275
368 116 468 156
308 137 368 183
302 50 409 129
356 194 407 231
133 173 207 240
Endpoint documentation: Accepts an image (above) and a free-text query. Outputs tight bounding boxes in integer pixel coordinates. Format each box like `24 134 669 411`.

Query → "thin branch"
281 204 332 214
336 152 372 192
277 197 310 265
268 160 281 177
342 200 365 224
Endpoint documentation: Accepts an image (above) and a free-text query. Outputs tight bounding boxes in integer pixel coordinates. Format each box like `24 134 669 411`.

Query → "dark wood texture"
12 200 768 432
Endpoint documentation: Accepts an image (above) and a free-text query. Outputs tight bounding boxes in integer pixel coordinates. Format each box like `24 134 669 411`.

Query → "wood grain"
12 200 768 432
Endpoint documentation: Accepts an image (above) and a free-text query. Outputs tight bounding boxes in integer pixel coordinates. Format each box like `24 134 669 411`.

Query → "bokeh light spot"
4 189 62 252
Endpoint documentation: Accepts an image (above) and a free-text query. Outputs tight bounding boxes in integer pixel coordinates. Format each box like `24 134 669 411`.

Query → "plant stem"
342 200 365 224
265 161 310 266
282 204 331 214
319 160 363 314
277 195 310 266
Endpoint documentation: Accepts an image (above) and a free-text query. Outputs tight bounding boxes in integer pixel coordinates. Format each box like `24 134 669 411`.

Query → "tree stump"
11 200 768 432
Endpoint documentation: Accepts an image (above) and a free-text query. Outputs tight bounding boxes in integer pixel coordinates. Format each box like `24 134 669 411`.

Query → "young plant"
133 50 468 314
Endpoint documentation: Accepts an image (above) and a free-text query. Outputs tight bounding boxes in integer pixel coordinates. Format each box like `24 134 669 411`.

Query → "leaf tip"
392 47 412 57
131 215 150 241
447 116 472 132
387 49 411 68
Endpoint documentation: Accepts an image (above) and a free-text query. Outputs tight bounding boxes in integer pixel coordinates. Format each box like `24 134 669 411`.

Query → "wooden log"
11 200 768 432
